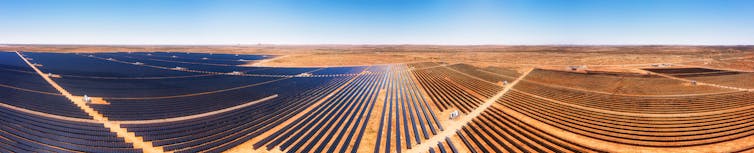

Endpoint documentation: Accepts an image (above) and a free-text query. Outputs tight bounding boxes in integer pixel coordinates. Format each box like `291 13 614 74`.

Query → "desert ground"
2 45 754 153
3 45 753 71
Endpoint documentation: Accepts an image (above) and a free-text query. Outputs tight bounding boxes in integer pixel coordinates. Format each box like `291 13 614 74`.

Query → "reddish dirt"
6 45 754 153
524 69 736 95
4 45 753 70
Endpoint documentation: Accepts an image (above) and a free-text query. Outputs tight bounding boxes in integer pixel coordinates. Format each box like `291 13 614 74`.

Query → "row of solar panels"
0 51 377 152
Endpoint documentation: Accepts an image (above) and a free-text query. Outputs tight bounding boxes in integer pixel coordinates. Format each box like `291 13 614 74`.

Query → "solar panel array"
1 51 753 153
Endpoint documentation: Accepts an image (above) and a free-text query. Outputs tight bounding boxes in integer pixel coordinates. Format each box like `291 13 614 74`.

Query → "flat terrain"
3 45 753 71
1 45 754 153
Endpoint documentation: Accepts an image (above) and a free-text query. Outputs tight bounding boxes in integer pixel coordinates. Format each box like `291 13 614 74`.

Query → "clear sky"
1 0 753 45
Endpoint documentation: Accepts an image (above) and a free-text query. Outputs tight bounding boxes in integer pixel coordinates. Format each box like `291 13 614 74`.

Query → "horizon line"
3 43 754 47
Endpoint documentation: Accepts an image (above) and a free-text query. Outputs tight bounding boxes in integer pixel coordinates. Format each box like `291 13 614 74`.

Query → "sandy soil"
523 69 736 95
357 89 386 153
4 45 753 72
6 44 754 153
247 53 435 67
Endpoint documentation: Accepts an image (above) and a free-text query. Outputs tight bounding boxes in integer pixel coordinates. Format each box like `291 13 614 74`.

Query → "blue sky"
1 0 753 45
